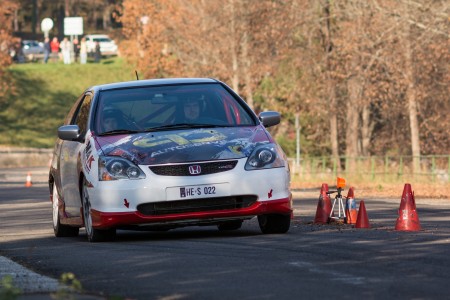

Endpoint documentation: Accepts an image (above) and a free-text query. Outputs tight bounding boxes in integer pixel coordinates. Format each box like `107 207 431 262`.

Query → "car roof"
85 34 110 38
90 78 220 92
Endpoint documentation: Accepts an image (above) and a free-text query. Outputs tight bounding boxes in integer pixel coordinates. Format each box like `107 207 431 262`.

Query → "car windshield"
93 38 112 42
94 83 256 135
24 41 39 47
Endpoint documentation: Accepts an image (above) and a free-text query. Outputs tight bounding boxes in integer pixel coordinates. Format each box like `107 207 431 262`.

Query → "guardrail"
0 148 53 168
289 155 450 183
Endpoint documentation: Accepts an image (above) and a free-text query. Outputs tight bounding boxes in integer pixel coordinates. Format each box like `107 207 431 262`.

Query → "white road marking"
289 261 366 285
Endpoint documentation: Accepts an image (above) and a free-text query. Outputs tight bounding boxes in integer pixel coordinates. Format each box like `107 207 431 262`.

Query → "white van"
84 34 118 56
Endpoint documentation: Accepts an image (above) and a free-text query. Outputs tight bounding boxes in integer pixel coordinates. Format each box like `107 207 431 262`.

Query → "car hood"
94 126 272 165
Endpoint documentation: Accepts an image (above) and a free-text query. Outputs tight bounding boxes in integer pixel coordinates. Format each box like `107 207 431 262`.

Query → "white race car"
49 78 292 242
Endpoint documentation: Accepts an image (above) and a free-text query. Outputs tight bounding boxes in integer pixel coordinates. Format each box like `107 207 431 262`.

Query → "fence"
289 155 450 184
0 148 448 184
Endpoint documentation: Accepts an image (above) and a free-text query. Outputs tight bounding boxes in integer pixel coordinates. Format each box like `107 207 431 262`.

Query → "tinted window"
94 83 255 134
73 94 92 135
63 94 85 125
93 38 112 42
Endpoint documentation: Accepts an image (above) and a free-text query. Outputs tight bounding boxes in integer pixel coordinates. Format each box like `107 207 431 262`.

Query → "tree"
0 1 18 100
12 0 123 38
378 0 449 167
115 0 448 160
118 0 181 78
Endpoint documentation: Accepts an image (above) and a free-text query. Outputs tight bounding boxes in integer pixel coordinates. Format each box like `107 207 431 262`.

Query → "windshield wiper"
99 129 140 136
144 123 223 132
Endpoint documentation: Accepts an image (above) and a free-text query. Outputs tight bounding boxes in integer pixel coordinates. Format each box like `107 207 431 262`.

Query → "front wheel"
258 214 291 234
52 184 79 237
81 179 116 242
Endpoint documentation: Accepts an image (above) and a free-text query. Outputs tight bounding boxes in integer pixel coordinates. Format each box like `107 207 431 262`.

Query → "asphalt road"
1 182 450 300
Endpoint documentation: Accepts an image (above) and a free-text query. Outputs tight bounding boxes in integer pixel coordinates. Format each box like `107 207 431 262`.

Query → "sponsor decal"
96 127 271 164
268 189 273 199
228 145 244 155
86 155 95 170
150 140 226 158
85 179 94 188
124 199 130 208
133 130 226 148
218 164 235 170
83 140 94 173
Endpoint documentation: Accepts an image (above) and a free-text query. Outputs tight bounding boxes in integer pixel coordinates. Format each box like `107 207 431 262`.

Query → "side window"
63 94 84 125
73 94 92 136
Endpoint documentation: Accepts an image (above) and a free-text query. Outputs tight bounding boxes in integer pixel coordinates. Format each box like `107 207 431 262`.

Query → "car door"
59 93 93 217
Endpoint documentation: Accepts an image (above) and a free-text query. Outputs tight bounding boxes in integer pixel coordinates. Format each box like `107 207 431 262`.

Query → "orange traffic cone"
345 187 358 224
25 172 33 187
395 183 421 231
355 200 370 228
314 183 332 224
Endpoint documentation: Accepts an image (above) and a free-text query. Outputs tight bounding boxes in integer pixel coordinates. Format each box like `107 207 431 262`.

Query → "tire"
81 179 116 242
52 184 79 237
258 214 291 234
217 220 243 231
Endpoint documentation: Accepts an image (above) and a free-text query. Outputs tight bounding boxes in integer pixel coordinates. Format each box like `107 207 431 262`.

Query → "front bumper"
87 159 291 229
90 197 292 229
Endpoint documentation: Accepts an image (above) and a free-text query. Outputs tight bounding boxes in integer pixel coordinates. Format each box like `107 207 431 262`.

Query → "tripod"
327 187 347 223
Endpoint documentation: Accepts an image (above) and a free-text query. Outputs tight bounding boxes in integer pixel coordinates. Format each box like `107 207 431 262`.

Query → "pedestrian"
16 39 25 63
50 37 59 62
60 37 71 64
43 37 51 64
94 41 101 63
73 38 80 63
79 37 87 64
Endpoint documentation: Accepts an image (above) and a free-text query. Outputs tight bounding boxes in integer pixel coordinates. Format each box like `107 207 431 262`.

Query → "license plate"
166 183 229 200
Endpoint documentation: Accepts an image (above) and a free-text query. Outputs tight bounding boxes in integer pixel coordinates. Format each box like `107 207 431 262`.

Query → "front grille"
149 160 238 176
137 196 257 216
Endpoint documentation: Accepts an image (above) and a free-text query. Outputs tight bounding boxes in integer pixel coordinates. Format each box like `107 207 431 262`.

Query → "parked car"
22 40 45 55
84 34 118 56
49 78 292 242
11 40 45 62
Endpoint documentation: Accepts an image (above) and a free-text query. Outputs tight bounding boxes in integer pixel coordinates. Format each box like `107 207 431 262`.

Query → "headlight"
98 156 146 181
245 143 286 170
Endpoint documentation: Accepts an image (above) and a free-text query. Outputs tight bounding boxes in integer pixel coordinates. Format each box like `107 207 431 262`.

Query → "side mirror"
259 111 280 128
58 125 81 141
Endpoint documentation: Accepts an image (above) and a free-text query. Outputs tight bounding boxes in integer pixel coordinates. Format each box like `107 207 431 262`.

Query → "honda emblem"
188 165 201 175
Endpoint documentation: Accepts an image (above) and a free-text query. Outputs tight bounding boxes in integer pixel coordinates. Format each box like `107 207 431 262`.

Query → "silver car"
20 40 45 61
49 78 292 242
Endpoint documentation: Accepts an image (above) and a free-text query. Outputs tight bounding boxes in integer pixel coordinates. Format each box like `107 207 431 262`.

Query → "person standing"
94 41 101 63
50 37 59 62
79 37 87 64
73 38 80 63
43 37 51 64
60 37 71 64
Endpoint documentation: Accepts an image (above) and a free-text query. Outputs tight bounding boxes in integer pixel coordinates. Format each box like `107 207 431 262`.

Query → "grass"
0 57 136 148
0 275 21 300
1 59 448 199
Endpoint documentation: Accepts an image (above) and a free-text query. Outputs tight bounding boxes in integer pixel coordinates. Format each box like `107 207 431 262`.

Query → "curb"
0 256 104 300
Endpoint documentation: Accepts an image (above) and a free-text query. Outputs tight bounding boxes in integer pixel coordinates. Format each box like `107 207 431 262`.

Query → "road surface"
1 176 450 299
